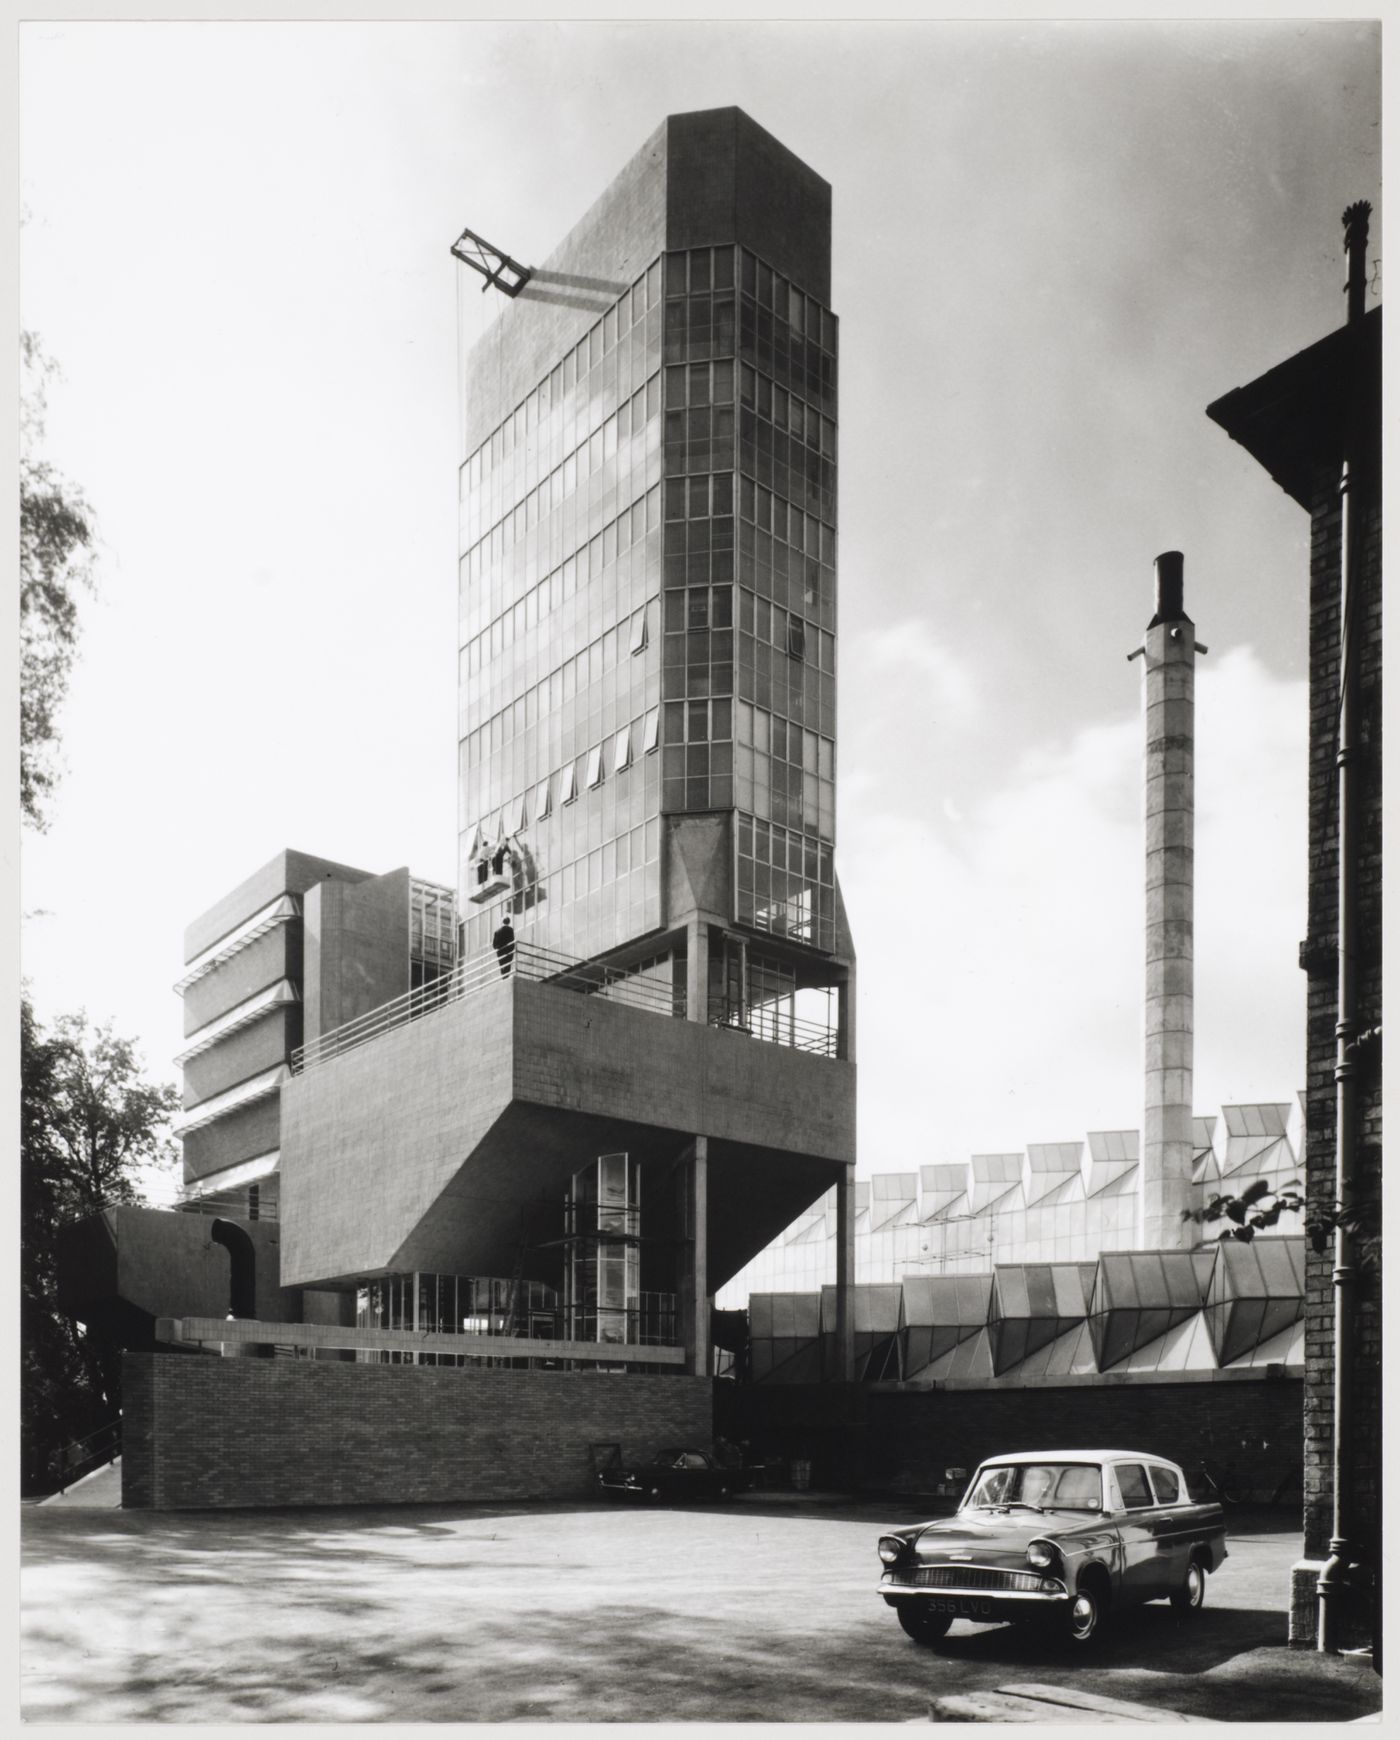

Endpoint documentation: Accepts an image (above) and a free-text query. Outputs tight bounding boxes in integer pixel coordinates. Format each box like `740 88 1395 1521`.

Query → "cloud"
845 620 980 727
840 647 1306 1171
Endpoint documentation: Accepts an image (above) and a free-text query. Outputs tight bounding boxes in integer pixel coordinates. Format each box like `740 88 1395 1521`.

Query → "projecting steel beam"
449 225 533 297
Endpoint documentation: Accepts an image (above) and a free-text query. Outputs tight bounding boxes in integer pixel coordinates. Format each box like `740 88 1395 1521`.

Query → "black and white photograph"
17 14 1382 1725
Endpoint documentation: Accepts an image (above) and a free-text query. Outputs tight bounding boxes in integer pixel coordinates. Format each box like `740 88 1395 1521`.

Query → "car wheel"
1171 1560 1206 1614
1065 1584 1104 1646
896 1603 953 1646
647 1485 662 1500
717 1482 732 1500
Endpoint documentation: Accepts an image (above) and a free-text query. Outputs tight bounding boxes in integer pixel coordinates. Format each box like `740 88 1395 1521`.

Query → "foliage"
21 995 180 1490
20 332 96 831
1184 1175 1381 1255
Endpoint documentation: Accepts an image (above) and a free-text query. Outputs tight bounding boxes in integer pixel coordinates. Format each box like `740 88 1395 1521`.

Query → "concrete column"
1141 552 1199 1251
677 1138 709 1377
837 965 856 1062
833 1164 856 1380
685 915 708 1023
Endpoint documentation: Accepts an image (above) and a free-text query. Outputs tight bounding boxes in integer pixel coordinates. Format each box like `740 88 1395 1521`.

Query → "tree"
20 332 96 831
21 996 180 1490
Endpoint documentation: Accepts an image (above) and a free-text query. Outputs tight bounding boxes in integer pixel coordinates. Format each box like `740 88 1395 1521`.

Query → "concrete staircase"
39 1459 123 1507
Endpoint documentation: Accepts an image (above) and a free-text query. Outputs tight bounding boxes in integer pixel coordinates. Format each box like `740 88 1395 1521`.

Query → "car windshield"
965 1462 1102 1512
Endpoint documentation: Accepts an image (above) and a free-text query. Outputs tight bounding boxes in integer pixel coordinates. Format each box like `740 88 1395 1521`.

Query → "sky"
17 18 1380 1176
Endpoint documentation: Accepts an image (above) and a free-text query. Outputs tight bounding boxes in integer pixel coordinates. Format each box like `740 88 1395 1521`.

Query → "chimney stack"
1141 551 1200 1250
1343 200 1371 326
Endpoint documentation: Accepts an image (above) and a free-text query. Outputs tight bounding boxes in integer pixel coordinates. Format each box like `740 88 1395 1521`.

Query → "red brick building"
1207 207 1381 1652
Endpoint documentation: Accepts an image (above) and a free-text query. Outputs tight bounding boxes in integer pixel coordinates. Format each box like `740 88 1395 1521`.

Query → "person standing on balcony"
493 914 516 978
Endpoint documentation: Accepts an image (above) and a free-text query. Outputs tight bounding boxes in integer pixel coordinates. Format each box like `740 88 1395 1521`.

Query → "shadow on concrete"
912 1599 1286 1676
22 1505 1380 1725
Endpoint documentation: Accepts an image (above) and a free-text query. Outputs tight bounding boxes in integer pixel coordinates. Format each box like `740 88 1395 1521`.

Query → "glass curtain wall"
660 243 838 952
459 263 667 963
410 880 457 992
459 240 838 969
355 1272 562 1365
566 1153 641 1345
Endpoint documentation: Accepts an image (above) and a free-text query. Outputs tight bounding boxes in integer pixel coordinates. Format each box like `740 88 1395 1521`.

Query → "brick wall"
122 1353 713 1510
723 1375 1302 1505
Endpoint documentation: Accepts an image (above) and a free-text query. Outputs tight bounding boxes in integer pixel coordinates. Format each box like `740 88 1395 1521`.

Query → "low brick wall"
122 1352 713 1510
723 1373 1303 1504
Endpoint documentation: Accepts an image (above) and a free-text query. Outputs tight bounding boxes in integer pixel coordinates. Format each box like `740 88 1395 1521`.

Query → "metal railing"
709 999 840 1059
62 1191 275 1227
178 1188 278 1222
51 1418 121 1494
292 940 679 1074
356 1296 680 1351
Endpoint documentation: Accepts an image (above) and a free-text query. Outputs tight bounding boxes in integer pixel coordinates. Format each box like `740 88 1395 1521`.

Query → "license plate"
926 1597 994 1618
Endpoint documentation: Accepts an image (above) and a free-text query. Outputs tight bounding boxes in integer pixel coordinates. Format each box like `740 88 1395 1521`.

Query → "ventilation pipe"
1317 199 1372 1656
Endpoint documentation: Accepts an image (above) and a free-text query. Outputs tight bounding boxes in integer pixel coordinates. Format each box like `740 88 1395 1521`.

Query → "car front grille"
910 1566 1044 1593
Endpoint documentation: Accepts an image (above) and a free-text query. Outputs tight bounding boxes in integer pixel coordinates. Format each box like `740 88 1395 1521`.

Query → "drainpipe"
1316 200 1370 1655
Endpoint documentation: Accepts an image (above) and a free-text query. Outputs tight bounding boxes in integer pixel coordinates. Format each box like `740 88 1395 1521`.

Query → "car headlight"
877 1536 905 1565
1026 1540 1056 1570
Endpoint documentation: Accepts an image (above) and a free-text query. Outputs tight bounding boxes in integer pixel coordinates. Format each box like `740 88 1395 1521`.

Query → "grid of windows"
460 504 659 748
460 372 662 642
410 881 457 986
735 701 835 842
461 260 663 559
738 249 837 413
662 695 734 814
736 813 835 949
664 246 737 361
460 257 667 960
664 358 736 474
738 363 836 523
463 608 659 824
658 241 838 953
460 229 839 967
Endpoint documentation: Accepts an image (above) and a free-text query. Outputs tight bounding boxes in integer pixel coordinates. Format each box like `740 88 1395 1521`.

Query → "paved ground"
21 1497 1381 1724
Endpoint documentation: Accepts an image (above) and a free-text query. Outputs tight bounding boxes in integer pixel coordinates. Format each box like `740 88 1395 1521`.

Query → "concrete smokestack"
1140 551 1199 1250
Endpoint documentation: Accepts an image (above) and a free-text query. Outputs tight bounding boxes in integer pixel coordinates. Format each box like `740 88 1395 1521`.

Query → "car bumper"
877 1572 1069 1623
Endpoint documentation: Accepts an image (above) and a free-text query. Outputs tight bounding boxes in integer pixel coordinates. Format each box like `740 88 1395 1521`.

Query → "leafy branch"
20 332 97 831
1183 1175 1380 1255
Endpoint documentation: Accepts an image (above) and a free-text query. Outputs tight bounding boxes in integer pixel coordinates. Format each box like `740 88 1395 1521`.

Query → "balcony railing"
291 940 679 1074
709 998 840 1059
291 940 843 1075
62 1191 277 1227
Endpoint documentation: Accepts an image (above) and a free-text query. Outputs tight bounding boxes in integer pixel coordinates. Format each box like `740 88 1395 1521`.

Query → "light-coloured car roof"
976 1450 1179 1464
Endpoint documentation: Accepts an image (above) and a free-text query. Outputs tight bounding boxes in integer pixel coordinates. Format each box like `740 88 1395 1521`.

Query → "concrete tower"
1139 551 1201 1250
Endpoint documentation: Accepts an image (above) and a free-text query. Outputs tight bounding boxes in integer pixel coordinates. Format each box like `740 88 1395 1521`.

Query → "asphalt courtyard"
21 1497 1382 1724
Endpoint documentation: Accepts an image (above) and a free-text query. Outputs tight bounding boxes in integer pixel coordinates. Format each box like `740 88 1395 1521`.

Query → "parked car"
876 1449 1227 1648
597 1447 740 1502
